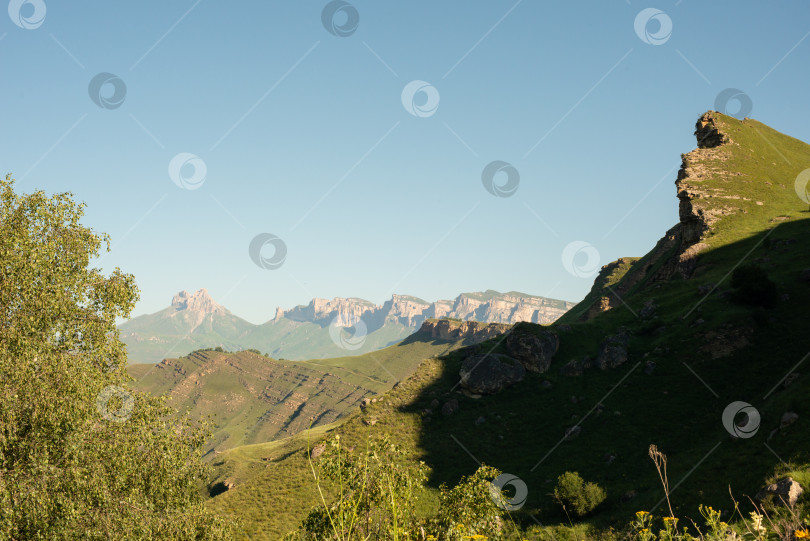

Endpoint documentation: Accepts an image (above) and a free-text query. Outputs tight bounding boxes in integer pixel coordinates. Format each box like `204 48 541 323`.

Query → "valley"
199 112 810 539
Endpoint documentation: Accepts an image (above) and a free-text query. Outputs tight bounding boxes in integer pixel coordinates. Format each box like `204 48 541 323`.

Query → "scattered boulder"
461 388 482 399
441 399 459 416
475 416 486 426
559 358 585 377
640 299 657 319
604 453 616 465
783 373 800 388
620 490 637 502
430 399 440 409
564 425 582 440
557 324 572 332
756 477 804 507
360 397 372 409
459 354 525 395
698 283 717 295
540 380 553 390
780 412 799 429
644 360 656 375
505 328 559 373
310 443 326 459
595 333 630 370
362 418 377 426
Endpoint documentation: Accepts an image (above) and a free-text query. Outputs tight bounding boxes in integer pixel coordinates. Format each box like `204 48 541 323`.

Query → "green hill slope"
128 319 510 452
205 112 810 539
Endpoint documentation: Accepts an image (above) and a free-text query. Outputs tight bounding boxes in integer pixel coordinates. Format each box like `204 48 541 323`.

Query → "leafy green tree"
0 175 233 539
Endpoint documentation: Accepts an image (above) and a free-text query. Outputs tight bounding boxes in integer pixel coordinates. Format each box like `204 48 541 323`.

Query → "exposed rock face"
559 358 586 377
698 325 751 360
575 112 740 322
167 289 230 332
274 290 575 331
282 296 376 327
459 354 525 395
756 477 804 507
123 289 574 363
417 319 510 343
505 327 559 373
780 411 799 429
595 333 630 370
310 443 326 459
171 289 225 314
441 399 459 416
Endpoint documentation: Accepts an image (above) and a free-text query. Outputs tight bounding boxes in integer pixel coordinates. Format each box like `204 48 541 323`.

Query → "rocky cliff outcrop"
576 112 742 321
504 326 559 373
459 354 525 395
416 318 511 343
168 289 229 332
274 290 574 331
171 289 226 315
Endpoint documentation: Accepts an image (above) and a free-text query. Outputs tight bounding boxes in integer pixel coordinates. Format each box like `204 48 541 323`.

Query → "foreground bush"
553 471 607 518
730 264 778 308
286 434 518 540
631 504 809 541
0 175 232 539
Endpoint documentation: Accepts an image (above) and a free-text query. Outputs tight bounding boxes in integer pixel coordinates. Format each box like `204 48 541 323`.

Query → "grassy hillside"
242 317 413 361
128 322 498 452
122 314 414 364
205 112 810 539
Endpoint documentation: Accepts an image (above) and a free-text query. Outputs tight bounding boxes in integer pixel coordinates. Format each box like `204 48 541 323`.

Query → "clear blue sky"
2 1 808 324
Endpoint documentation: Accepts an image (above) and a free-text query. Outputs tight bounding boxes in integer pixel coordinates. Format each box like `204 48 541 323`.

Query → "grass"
203 112 810 539
127 322 492 453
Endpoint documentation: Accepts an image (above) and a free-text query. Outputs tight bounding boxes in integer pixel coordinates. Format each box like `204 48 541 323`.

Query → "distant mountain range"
119 289 575 363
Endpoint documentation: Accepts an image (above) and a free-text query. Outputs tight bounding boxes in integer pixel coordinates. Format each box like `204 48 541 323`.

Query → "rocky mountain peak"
171 289 225 315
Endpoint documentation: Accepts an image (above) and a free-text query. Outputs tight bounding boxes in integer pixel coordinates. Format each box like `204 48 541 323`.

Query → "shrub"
730 265 778 308
432 464 507 539
553 471 606 517
287 434 516 540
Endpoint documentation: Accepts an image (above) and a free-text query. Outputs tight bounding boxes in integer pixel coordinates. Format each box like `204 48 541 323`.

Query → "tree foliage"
0 175 232 539
553 471 607 518
730 264 778 308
